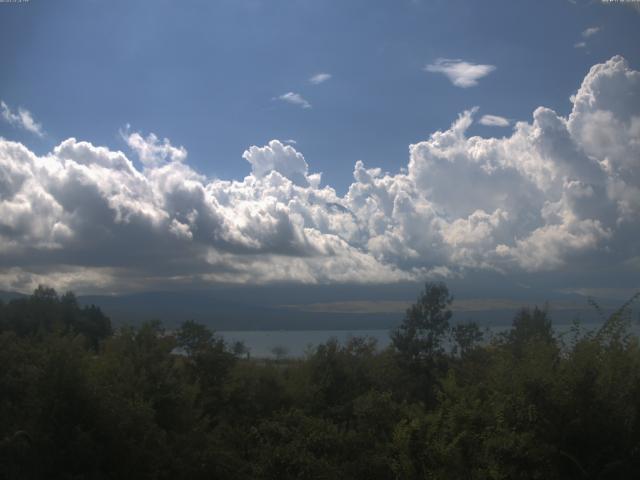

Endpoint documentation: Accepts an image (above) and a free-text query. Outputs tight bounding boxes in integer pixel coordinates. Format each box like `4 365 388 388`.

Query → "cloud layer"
0 56 638 293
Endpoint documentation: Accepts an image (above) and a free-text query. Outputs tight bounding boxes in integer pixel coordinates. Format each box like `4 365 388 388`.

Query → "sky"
0 0 639 308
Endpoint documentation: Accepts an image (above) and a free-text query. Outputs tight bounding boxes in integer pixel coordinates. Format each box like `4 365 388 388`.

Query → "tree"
390 282 453 405
0 287 111 349
175 320 236 417
391 282 453 362
232 340 250 359
451 321 484 358
176 319 215 356
271 345 289 362
507 305 554 355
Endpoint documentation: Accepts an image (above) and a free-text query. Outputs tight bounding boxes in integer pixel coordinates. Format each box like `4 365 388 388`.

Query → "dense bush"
0 284 638 479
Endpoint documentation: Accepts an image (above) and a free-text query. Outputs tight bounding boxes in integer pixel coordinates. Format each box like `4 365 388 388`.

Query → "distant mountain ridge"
0 284 619 332
0 290 26 302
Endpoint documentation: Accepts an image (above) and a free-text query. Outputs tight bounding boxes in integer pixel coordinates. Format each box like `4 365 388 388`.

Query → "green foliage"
451 320 485 358
507 305 555 356
391 281 454 406
176 319 237 419
1 285 639 479
392 281 453 362
0 286 111 349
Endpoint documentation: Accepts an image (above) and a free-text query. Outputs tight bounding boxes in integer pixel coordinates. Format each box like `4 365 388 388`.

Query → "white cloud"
425 58 496 88
0 56 638 293
124 129 187 167
479 114 510 127
582 26 600 38
309 73 332 85
242 139 313 187
276 92 311 109
575 26 600 50
1 101 44 137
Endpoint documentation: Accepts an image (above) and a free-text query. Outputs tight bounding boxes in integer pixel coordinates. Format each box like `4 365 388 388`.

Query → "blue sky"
0 0 639 306
2 0 638 191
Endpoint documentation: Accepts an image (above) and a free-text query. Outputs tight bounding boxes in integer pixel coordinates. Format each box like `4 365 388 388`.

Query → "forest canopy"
1 283 639 479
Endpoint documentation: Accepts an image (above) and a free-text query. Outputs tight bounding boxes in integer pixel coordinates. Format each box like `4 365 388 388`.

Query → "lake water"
219 329 392 358
218 321 638 358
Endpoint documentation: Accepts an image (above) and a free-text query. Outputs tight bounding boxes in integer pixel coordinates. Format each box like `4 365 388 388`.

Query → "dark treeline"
1 283 639 479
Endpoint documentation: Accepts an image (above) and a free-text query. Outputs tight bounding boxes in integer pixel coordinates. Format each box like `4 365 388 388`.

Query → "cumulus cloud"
0 56 638 293
425 58 496 88
574 41 587 49
276 92 311 109
479 114 510 127
309 73 332 85
124 128 187 167
242 140 315 187
1 101 44 137
582 26 600 38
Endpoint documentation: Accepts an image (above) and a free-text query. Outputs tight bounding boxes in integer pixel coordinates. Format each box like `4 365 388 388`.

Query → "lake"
219 329 391 358
218 321 637 358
